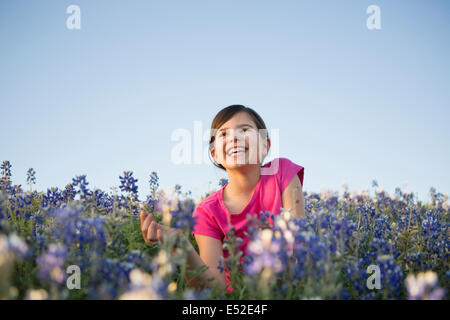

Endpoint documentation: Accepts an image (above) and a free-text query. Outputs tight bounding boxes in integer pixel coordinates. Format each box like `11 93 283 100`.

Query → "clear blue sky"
1 0 449 203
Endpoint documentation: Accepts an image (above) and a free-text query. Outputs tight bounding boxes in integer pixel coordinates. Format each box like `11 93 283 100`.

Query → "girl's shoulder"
263 157 304 188
192 190 225 241
262 157 301 173
194 189 223 215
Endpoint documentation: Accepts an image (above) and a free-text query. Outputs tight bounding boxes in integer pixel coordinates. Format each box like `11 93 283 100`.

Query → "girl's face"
211 112 270 170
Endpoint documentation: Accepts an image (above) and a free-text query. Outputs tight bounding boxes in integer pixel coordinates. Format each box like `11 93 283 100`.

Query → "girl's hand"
139 205 181 245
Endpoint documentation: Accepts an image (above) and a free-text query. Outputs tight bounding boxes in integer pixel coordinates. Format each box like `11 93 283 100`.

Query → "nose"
227 129 243 143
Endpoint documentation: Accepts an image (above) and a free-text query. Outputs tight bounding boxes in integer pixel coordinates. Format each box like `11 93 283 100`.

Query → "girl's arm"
184 234 227 290
140 209 227 291
281 175 305 219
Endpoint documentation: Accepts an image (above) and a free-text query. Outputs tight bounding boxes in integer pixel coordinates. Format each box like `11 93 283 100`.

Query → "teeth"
227 148 246 156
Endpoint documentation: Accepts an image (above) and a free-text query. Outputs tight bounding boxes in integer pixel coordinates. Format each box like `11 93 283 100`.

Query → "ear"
211 146 218 164
261 137 271 158
266 137 271 155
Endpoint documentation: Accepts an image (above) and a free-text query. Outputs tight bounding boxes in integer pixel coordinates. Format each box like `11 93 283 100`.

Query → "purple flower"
1 160 12 177
218 178 228 188
246 229 283 275
62 183 76 201
119 171 139 201
37 244 68 284
42 187 64 208
149 172 159 194
26 168 36 187
170 198 196 230
406 271 446 300
7 233 29 258
72 175 92 200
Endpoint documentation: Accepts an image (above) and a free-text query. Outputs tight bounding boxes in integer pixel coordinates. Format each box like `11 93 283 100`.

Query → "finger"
140 209 148 226
141 217 149 243
147 221 158 243
142 231 148 243
157 228 163 243
141 214 154 234
141 214 154 243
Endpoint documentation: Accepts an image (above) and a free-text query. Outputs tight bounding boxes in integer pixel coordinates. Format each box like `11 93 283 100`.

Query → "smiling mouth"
226 147 248 156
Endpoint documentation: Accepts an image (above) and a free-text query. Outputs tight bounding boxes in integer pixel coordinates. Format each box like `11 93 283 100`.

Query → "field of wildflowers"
0 160 448 300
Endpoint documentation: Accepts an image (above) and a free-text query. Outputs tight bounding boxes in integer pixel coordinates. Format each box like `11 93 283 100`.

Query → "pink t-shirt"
191 157 304 291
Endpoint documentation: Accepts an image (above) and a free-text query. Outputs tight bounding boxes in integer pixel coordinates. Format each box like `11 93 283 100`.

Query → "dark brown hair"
209 105 268 171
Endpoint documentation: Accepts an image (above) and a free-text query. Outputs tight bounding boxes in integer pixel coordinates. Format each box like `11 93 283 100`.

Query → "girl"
140 105 305 292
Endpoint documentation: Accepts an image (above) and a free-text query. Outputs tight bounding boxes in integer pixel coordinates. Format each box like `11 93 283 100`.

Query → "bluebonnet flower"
246 229 283 276
421 210 441 240
119 268 168 300
376 255 405 299
183 288 213 300
149 172 159 194
0 175 12 194
372 180 378 188
218 256 225 273
174 184 182 196
99 258 134 283
62 183 76 202
396 207 421 231
92 258 135 299
36 244 68 284
51 205 107 267
26 168 36 189
0 161 14 194
24 289 48 300
27 212 47 253
445 270 450 282
363 236 399 266
406 271 446 300
0 233 29 263
170 198 196 230
72 175 92 200
245 210 304 280
1 165 448 300
42 187 64 208
1 160 12 178
339 288 351 300
145 193 157 213
416 209 448 270
91 188 110 210
7 233 29 258
341 260 368 296
373 215 391 239
361 292 377 300
350 254 405 299
126 250 145 266
8 192 34 219
293 230 328 279
9 184 23 197
145 173 160 211
428 187 446 206
394 187 403 199
119 171 139 201
219 178 228 188
151 250 175 278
